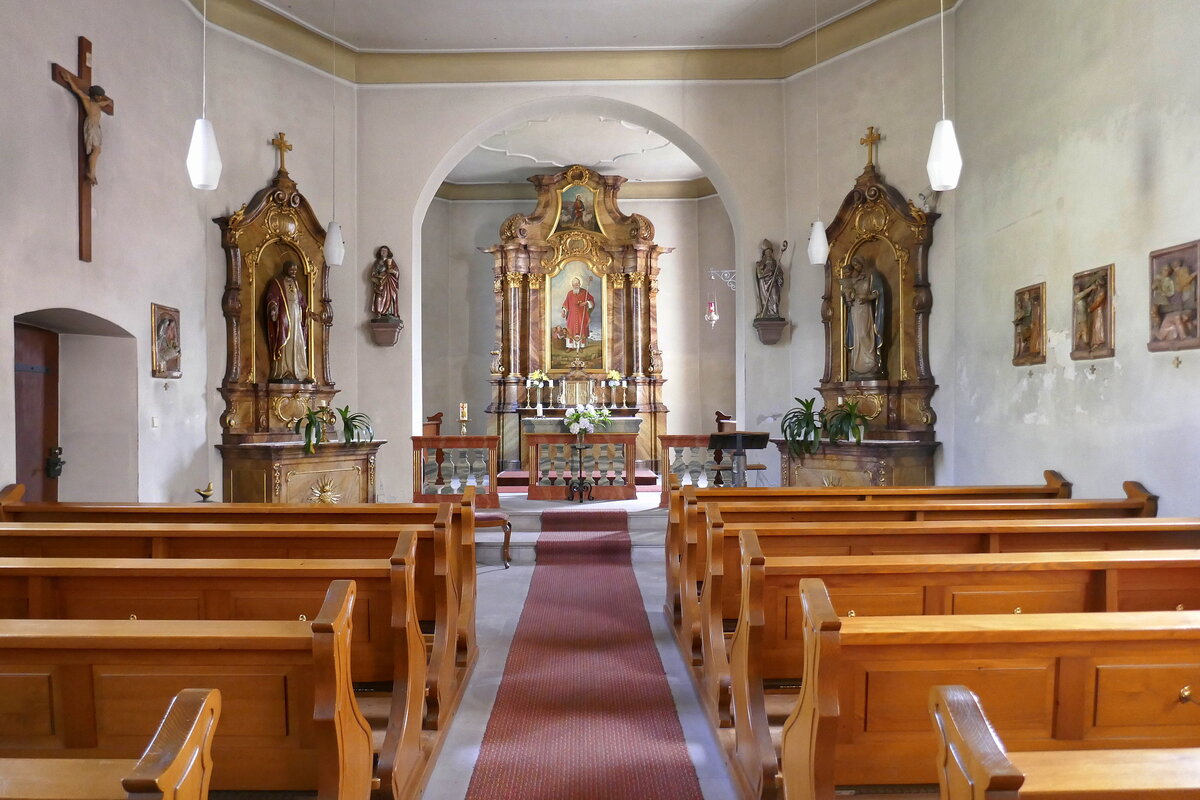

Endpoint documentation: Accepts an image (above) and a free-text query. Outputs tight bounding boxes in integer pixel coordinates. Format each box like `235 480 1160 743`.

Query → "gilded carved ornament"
504 273 525 289
629 272 648 288
841 391 883 420
565 165 590 185
628 213 655 241
493 278 503 293
272 463 282 498
307 476 342 504
542 231 613 273
527 274 544 290
272 395 312 426
610 274 626 289
368 456 376 488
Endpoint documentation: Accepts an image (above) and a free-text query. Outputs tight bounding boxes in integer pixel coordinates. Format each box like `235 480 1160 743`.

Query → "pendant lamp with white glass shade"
323 0 345 267
926 0 962 191
807 3 829 266
187 0 222 190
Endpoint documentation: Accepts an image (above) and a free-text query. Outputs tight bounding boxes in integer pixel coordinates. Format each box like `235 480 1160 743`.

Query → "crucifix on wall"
52 36 114 263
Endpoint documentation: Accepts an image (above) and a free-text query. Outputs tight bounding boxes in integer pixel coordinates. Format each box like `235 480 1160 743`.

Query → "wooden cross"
860 126 882 168
52 36 114 263
271 132 293 173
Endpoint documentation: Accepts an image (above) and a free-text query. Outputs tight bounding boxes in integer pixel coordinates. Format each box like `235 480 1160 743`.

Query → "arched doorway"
13 308 138 500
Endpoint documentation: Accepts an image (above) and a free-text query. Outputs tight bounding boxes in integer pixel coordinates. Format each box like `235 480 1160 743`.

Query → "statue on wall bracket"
752 239 789 345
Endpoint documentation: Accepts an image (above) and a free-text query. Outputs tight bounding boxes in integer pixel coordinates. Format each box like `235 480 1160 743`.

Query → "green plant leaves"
780 396 868 456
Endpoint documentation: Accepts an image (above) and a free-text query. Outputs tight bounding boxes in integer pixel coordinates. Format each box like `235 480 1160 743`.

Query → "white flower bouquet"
528 369 549 388
563 403 612 435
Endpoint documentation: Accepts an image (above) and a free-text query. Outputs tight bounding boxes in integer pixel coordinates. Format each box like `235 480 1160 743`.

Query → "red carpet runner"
464 509 704 800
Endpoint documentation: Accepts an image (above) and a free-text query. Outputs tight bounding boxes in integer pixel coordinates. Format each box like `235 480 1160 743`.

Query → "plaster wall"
0 0 356 499
419 196 737 439
951 0 1200 514
358 82 786 498
782 14 956 482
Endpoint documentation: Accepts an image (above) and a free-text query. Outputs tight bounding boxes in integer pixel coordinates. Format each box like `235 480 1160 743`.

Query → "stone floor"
425 492 938 800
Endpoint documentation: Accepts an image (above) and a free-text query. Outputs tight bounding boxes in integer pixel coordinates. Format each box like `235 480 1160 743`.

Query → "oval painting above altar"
547 259 605 371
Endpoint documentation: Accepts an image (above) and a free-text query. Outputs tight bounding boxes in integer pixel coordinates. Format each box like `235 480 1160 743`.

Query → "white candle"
459 402 468 421
621 379 627 387
548 379 554 388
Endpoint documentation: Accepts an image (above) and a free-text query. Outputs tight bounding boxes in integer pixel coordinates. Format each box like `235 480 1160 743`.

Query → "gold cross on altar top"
271 132 293 172
860 126 882 168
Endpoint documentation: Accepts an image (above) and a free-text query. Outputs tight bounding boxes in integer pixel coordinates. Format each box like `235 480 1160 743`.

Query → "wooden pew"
726 535 1200 799
0 485 478 674
675 476 1116 666
664 471 1074 632
929 684 1200 800
0 688 221 800
0 518 466 738
692 497 1168 724
0 580 374 798
774 579 1200 800
0 534 429 800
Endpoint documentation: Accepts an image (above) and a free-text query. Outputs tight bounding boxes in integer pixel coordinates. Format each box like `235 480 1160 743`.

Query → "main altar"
483 165 671 471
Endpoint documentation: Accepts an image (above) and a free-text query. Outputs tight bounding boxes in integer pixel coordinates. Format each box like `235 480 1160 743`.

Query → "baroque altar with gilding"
213 134 382 502
779 128 941 487
484 165 671 471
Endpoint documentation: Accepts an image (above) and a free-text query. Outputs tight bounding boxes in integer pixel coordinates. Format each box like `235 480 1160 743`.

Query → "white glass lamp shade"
186 118 222 190
323 220 345 267
807 219 830 266
926 118 962 191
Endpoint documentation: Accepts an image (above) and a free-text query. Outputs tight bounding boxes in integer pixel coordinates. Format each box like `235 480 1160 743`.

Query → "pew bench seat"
930 685 1200 800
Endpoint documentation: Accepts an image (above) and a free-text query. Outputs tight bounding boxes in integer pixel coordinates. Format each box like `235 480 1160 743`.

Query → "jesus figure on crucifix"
53 65 113 185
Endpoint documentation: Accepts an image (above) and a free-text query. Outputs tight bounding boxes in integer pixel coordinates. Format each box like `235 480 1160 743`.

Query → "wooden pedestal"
217 441 383 503
774 439 939 487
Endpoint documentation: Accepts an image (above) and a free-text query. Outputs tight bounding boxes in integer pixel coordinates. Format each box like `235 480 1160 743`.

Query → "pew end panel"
312 580 377 800
728 532 780 800
120 687 223 800
928 685 1024 800
375 533 429 800
777 579 841 800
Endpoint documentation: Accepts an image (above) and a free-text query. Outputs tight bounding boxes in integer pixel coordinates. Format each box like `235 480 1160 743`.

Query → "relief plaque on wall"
1148 240 1199 352
1012 282 1046 366
1070 264 1114 360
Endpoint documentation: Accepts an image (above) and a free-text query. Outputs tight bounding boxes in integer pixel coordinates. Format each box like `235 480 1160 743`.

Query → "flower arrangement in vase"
563 403 612 444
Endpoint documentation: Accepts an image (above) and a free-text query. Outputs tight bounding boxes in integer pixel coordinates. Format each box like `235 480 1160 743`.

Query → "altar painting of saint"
548 260 605 370
1148 240 1200 352
557 185 600 234
151 303 181 378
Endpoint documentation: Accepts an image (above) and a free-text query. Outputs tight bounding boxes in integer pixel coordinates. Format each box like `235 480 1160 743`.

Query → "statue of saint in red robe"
263 260 310 382
560 277 595 350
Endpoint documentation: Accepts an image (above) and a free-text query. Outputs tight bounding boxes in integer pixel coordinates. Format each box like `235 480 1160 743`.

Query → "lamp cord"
939 0 947 120
813 2 820 219
201 0 208 118
331 0 338 220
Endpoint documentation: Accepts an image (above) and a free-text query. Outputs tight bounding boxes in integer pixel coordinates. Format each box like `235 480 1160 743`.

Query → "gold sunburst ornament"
308 477 341 504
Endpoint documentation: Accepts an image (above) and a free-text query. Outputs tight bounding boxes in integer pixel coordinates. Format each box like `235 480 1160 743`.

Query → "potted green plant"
336 405 374 444
780 396 868 456
294 408 327 454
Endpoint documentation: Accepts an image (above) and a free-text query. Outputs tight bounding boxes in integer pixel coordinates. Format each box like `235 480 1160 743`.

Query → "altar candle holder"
523 379 532 410
459 418 469 436
620 380 629 410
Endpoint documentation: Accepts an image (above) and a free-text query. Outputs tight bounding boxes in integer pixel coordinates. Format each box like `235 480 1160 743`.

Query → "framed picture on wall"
151 303 181 378
1148 239 1199 352
1070 264 1114 361
1012 282 1046 366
